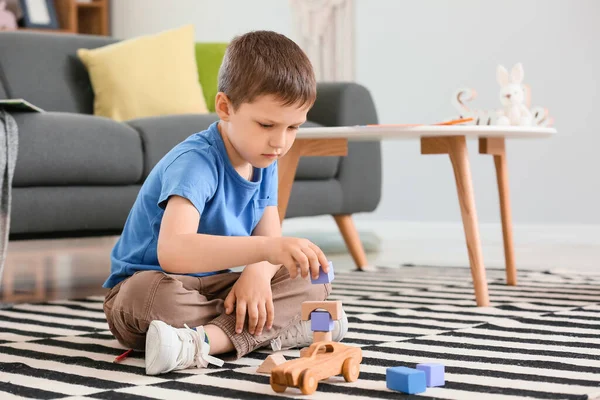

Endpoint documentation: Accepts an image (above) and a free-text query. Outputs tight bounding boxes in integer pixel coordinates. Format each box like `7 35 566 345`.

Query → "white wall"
110 0 600 225
110 0 292 42
354 0 600 225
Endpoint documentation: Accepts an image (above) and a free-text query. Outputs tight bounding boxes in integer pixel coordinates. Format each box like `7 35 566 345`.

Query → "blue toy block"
310 311 334 332
386 366 426 394
310 261 334 284
416 363 445 387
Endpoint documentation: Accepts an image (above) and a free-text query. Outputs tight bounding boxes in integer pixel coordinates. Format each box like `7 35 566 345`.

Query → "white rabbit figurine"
496 63 533 126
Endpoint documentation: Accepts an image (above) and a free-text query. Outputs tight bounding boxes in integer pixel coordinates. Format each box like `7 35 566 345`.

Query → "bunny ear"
497 65 509 86
510 63 524 83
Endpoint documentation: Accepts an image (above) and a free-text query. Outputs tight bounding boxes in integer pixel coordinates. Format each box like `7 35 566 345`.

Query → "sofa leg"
333 214 369 270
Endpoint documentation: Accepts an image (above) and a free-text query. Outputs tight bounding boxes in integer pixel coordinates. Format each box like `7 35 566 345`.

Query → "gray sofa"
0 31 381 266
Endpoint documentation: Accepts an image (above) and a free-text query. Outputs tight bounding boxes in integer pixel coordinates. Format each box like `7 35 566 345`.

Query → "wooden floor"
2 218 598 305
0 236 118 304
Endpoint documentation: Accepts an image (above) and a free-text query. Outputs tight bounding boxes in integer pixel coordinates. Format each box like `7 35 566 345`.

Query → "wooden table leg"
277 138 348 223
277 145 303 223
422 136 490 306
480 138 517 286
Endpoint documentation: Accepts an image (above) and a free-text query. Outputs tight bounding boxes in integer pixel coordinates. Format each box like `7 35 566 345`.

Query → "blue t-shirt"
103 122 278 288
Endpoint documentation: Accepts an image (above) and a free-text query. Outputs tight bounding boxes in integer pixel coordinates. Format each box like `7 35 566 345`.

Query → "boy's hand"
224 267 274 336
265 237 329 281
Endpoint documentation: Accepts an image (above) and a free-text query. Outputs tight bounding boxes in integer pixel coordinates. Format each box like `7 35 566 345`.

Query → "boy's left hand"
224 267 274 336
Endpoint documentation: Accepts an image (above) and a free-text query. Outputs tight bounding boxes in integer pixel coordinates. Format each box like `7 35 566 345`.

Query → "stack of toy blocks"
299 262 341 356
257 262 337 374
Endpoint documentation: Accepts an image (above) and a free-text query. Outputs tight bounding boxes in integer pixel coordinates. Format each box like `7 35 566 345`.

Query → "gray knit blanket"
0 110 18 286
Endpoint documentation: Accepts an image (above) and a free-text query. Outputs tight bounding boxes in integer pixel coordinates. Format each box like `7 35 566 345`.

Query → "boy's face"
216 93 310 169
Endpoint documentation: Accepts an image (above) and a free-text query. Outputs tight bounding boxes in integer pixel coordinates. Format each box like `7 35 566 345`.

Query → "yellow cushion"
77 25 208 122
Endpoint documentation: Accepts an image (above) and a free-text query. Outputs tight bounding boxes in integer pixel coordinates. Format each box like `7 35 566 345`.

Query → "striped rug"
1 265 600 399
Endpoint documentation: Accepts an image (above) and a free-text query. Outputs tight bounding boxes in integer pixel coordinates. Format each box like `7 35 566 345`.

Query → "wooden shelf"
19 0 109 36
18 28 73 33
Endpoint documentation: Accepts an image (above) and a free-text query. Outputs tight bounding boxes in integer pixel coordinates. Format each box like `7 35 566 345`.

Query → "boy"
102 30 348 376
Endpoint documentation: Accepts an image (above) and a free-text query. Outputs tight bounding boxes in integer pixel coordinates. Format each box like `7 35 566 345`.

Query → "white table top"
297 124 557 141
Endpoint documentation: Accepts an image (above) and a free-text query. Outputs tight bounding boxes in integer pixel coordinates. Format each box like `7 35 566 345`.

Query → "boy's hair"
218 30 316 110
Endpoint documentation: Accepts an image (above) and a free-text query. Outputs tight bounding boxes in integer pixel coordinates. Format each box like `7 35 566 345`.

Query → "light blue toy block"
310 311 334 332
310 261 334 284
416 363 445 387
386 366 426 394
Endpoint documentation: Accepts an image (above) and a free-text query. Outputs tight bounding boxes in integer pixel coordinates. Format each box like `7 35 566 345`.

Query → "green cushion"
195 42 228 112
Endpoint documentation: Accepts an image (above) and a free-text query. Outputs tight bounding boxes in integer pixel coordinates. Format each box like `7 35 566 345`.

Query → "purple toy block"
310 311 334 332
416 363 445 387
310 261 334 284
386 366 426 394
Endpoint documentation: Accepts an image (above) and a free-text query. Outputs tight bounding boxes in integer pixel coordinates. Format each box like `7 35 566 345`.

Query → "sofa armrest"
309 82 378 127
308 82 382 214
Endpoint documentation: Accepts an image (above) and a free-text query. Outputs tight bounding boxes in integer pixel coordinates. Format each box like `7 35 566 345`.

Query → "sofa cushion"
12 112 143 187
295 121 340 180
10 186 140 236
0 31 116 114
286 180 343 217
195 43 228 113
127 114 220 179
0 79 7 99
128 115 341 181
77 25 209 122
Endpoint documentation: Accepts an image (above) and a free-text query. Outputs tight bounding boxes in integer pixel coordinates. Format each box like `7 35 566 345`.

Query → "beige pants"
103 266 331 359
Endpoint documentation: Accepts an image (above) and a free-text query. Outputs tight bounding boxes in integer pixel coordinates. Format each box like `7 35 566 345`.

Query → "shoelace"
175 325 224 369
270 321 311 351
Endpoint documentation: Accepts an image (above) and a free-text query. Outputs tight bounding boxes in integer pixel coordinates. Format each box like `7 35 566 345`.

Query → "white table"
278 125 557 307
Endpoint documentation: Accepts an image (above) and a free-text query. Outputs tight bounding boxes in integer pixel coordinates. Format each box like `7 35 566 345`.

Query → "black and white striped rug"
1 265 600 399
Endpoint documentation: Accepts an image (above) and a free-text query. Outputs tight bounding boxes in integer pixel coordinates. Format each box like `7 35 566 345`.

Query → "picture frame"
19 0 58 29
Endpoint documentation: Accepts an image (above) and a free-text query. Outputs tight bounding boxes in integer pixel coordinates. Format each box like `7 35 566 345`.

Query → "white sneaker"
145 320 224 375
270 309 349 351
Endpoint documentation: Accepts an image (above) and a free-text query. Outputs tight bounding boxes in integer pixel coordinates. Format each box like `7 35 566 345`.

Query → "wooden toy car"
270 341 362 395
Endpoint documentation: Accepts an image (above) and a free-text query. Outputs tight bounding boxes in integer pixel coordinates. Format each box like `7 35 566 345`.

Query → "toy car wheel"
300 369 318 395
270 375 287 393
342 357 360 382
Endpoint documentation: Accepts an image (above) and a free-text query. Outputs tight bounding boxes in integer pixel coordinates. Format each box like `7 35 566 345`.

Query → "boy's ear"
215 92 233 121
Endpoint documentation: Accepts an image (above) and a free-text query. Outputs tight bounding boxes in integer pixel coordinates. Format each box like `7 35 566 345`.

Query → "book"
0 99 45 113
